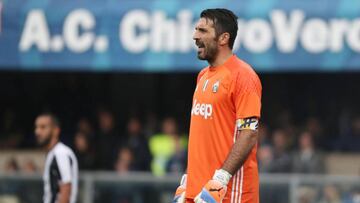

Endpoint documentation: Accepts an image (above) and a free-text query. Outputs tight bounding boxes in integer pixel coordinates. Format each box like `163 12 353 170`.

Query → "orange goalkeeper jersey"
186 55 262 203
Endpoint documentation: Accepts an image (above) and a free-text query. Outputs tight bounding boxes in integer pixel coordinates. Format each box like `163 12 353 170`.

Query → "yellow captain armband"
236 117 259 131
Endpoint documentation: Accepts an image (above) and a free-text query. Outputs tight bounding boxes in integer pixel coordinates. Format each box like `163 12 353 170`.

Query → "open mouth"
196 42 205 53
196 41 205 48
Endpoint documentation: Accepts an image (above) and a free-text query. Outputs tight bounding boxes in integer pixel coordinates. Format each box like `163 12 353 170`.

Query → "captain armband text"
236 117 259 131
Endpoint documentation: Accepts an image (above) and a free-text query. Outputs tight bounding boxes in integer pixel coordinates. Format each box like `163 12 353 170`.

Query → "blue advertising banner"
1 0 360 72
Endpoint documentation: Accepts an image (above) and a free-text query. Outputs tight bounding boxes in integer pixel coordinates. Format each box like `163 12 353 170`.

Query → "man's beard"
197 41 218 63
37 135 52 148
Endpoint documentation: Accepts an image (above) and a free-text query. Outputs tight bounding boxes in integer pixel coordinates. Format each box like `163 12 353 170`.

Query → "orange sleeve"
232 72 262 119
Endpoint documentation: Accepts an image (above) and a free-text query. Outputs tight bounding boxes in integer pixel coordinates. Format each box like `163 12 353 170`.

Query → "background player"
173 8 262 203
35 113 79 203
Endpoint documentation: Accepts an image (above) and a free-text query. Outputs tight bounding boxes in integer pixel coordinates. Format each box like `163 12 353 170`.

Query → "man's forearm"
58 183 71 203
221 130 258 175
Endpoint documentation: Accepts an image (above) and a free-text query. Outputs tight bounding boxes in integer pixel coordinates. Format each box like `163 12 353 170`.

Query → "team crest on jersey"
212 81 220 93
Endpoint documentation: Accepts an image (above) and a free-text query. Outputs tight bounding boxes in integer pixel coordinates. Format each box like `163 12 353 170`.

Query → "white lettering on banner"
51 35 64 52
19 9 107 53
272 10 304 53
63 9 95 53
329 19 349 52
178 10 194 52
191 100 213 119
120 9 193 53
301 18 328 53
151 11 176 52
243 19 272 53
119 9 360 54
120 9 150 53
18 8 360 54
19 10 51 52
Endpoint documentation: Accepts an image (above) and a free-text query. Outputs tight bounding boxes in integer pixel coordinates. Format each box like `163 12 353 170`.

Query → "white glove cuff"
213 169 232 186
180 174 187 187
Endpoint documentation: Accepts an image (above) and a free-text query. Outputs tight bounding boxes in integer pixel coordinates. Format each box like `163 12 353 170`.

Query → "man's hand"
194 169 232 203
173 174 187 203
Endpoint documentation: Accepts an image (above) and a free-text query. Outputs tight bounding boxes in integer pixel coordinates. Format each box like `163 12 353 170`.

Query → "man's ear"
54 126 61 137
218 32 230 46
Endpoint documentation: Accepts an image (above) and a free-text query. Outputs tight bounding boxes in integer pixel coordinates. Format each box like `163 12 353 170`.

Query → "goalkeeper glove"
194 169 232 203
173 174 187 203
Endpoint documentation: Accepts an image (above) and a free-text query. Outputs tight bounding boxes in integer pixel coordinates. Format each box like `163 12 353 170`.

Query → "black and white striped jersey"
43 142 78 203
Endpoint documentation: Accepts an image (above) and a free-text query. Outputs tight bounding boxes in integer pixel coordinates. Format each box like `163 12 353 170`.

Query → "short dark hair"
38 112 61 128
200 8 238 49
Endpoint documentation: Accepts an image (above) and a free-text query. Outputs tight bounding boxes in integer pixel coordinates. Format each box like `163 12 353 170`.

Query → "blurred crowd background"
0 73 359 177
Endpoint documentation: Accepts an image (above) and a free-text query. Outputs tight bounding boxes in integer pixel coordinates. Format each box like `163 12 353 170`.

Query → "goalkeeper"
173 8 262 203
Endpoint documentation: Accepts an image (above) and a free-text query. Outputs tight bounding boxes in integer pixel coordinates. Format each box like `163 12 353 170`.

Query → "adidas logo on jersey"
191 99 213 119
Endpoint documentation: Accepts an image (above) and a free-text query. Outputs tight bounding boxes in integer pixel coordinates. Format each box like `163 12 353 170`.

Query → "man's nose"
193 31 199 40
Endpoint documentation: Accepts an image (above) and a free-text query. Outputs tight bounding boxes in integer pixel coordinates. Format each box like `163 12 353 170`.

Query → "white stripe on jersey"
231 123 244 203
238 167 244 203
231 171 237 203
43 142 78 203
235 170 241 203
231 123 238 203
